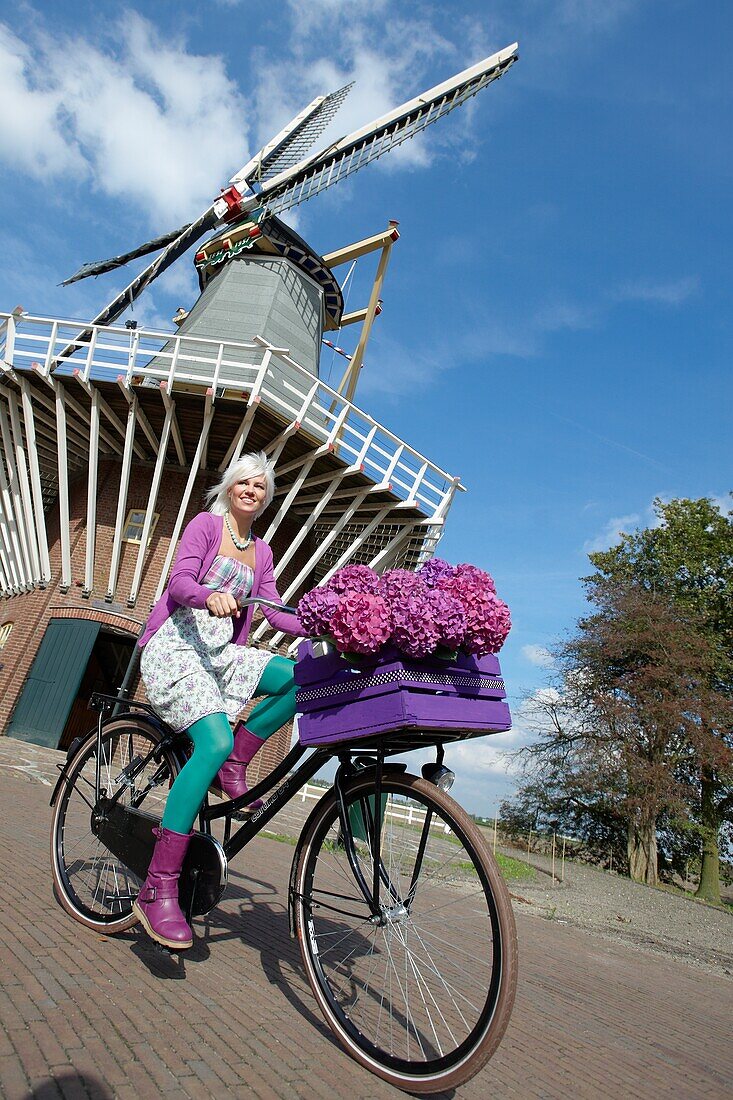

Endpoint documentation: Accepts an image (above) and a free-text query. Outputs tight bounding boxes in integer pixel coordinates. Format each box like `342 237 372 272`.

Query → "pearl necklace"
225 512 253 551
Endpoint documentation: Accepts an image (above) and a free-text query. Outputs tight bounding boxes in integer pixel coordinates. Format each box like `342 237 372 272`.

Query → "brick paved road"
0 742 731 1099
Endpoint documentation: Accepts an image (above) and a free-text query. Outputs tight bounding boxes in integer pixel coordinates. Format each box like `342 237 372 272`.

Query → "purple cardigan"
138 512 303 648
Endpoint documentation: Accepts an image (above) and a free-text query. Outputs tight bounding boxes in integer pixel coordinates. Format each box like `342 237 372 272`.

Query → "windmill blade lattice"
54 206 220 362
60 84 354 289
56 43 517 354
238 82 354 188
252 44 518 218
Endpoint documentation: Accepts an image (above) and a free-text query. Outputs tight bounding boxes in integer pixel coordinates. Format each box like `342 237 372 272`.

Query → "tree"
511 585 722 885
587 496 733 901
504 498 733 894
500 692 628 869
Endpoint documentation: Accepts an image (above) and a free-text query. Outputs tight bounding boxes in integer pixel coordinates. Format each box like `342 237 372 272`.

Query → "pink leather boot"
132 826 194 949
211 724 265 808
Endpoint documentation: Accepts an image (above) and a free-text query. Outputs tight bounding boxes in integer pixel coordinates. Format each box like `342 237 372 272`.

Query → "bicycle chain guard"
92 802 228 918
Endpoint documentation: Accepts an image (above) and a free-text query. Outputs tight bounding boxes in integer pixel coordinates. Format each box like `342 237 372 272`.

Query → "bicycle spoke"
297 774 513 1084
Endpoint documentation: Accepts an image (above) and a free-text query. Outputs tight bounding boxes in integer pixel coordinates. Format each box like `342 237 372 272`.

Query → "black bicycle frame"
83 692 441 922
204 742 332 862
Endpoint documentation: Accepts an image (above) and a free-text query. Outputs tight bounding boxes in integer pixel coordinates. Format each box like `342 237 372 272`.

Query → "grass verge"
261 828 538 884
495 852 537 882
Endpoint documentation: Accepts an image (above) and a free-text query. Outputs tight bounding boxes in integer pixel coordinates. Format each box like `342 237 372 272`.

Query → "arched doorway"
60 629 137 749
7 618 137 751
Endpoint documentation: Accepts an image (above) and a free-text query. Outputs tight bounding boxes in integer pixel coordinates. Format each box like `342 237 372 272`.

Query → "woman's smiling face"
228 475 267 522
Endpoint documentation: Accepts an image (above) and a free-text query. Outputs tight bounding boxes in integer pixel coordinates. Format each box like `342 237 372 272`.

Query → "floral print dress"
140 556 274 733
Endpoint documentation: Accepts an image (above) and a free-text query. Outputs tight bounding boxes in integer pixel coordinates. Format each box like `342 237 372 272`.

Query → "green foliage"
587 495 733 676
588 496 733 902
506 497 733 899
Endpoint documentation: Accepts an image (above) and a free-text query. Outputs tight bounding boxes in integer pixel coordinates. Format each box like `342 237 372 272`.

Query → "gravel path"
495 840 733 979
4 735 731 981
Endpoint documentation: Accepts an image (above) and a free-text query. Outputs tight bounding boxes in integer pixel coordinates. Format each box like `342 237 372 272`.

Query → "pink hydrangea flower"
451 567 497 594
300 558 511 660
297 587 341 636
425 589 467 650
377 573 435 657
462 592 512 655
326 564 379 595
330 591 392 654
376 568 426 604
418 558 455 588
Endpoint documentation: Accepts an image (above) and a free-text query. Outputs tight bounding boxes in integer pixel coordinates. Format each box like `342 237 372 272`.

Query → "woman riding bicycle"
134 451 305 949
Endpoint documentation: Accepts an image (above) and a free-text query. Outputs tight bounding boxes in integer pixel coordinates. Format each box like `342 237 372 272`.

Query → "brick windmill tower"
0 44 518 764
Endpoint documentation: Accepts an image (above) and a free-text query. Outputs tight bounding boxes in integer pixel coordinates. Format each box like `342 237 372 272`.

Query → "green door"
7 618 100 748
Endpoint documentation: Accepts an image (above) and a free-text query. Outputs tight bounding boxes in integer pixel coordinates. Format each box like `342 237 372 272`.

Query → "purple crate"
294 641 511 747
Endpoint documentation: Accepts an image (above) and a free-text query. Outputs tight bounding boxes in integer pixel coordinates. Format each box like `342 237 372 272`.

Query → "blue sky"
0 1 730 814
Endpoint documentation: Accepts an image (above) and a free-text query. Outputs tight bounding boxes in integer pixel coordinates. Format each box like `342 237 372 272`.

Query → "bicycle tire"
293 771 518 1093
50 717 181 934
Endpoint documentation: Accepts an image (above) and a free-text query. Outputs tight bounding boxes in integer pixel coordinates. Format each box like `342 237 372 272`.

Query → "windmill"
60 43 519 395
0 43 518 755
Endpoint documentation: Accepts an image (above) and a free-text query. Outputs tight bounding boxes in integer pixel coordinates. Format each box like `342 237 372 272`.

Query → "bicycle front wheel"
50 717 180 934
293 771 517 1093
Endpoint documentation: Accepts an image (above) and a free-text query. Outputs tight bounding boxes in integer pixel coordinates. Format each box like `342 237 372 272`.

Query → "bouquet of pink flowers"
297 558 511 659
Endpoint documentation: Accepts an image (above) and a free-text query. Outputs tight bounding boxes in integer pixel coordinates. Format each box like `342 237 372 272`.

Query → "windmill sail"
52 207 220 365
56 43 517 354
60 83 353 290
251 44 518 218
234 82 354 188
60 224 193 286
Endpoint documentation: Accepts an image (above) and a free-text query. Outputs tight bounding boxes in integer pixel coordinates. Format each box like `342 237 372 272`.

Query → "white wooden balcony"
0 310 463 623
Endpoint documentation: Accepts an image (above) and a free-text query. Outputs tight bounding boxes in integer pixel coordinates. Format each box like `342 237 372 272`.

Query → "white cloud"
554 0 638 36
286 0 391 38
583 512 640 554
446 735 518 777
709 493 732 516
0 27 84 178
0 16 249 225
585 493 731 559
612 275 700 306
533 298 599 334
249 3 469 177
357 332 448 398
521 644 555 668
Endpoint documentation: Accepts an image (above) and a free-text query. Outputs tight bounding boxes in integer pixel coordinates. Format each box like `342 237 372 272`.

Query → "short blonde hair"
206 451 275 517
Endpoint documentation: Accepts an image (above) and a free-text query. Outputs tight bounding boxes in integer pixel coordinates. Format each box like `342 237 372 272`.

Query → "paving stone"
0 744 731 1100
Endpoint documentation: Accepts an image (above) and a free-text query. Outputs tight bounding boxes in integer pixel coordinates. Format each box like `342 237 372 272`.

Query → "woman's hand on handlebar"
206 591 240 618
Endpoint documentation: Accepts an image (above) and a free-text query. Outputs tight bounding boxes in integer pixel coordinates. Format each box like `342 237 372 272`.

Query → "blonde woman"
134 452 304 949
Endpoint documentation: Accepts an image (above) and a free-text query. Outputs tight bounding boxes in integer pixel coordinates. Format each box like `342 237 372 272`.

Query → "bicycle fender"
288 819 313 939
48 713 175 807
49 740 89 807
288 784 346 939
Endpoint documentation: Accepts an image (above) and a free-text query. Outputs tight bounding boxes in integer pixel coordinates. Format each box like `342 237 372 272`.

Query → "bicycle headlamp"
421 762 455 792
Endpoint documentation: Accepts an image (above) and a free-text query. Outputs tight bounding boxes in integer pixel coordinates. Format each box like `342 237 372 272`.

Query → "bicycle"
50 598 518 1094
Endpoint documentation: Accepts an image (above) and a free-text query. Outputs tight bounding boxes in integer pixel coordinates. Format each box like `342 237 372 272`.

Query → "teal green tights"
161 655 297 834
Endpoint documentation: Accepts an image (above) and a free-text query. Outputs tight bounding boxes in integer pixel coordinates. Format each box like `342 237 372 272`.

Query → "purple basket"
294 641 511 748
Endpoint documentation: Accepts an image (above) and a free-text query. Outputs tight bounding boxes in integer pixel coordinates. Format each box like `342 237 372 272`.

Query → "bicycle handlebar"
238 596 299 616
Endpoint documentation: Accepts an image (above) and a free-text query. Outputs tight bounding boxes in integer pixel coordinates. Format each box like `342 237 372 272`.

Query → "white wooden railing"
298 782 452 833
0 310 463 604
0 311 460 517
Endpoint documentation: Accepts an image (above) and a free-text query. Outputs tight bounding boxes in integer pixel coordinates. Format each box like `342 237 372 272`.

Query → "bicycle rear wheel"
293 771 517 1093
50 717 180 933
